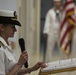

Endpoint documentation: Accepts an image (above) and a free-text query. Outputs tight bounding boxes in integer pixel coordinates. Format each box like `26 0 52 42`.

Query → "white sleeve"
43 11 52 34
0 49 5 75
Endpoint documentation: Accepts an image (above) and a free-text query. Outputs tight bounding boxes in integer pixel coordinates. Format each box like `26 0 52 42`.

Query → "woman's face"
2 24 17 38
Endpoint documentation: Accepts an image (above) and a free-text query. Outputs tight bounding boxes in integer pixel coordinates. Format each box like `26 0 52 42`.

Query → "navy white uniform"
0 10 21 75
43 7 62 62
0 37 17 75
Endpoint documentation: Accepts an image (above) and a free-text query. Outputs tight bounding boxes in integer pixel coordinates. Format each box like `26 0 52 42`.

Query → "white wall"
18 0 41 55
0 1 1 9
0 0 17 10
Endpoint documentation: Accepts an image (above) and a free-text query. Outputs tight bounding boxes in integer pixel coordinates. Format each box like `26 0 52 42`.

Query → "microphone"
19 38 28 68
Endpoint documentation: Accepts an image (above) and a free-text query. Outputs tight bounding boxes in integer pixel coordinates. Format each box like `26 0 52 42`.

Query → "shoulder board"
0 41 2 48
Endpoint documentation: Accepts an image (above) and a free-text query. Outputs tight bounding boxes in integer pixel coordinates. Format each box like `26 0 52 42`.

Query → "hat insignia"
0 41 2 48
14 11 17 19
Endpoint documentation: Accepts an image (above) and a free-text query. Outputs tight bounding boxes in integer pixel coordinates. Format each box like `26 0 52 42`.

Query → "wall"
0 1 1 9
0 0 17 10
18 0 41 55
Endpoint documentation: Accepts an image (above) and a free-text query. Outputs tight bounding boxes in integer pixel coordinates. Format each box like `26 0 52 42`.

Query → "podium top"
41 58 76 72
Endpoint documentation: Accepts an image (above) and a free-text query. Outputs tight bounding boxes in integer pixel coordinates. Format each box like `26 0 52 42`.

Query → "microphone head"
19 38 25 52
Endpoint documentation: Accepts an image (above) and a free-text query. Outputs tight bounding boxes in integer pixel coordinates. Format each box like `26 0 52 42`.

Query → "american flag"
60 0 75 56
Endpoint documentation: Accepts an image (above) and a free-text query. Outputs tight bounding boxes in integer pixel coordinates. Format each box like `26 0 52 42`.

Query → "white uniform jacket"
43 7 61 37
0 37 17 75
43 7 61 62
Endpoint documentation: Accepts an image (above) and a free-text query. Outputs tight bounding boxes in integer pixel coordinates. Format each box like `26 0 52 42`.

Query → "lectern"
39 58 76 75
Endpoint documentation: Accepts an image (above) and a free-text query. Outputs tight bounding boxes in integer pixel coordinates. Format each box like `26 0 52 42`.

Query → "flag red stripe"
63 0 74 11
61 8 74 31
64 41 69 50
66 8 74 14
60 18 66 31
60 27 68 46
60 0 75 55
60 25 74 47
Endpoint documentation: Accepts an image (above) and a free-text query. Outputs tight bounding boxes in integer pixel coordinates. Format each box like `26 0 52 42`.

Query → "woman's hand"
17 51 28 67
31 62 47 71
